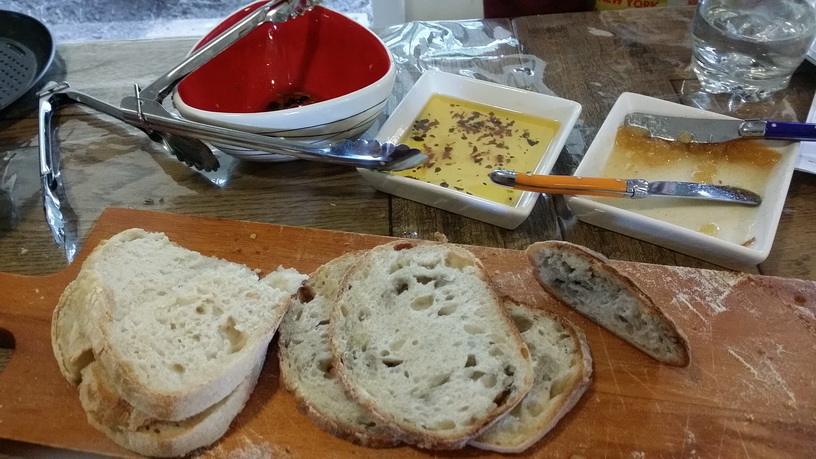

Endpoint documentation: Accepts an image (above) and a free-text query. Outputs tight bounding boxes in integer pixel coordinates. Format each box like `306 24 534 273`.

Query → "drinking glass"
691 0 816 101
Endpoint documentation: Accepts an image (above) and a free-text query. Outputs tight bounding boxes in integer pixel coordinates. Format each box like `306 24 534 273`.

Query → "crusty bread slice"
278 251 400 447
78 359 263 457
51 228 305 420
526 241 690 367
470 300 592 453
330 240 535 450
52 270 106 384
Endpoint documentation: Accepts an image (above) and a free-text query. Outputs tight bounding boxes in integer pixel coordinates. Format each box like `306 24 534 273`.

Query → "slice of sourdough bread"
470 301 592 453
51 228 306 420
278 251 400 447
78 359 263 458
330 240 535 450
526 241 690 367
52 270 106 384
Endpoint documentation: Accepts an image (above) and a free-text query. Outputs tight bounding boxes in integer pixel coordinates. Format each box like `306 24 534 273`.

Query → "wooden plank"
0 208 814 457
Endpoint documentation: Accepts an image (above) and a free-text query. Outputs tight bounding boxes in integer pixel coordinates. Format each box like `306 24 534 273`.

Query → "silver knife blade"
623 113 767 143
644 180 761 206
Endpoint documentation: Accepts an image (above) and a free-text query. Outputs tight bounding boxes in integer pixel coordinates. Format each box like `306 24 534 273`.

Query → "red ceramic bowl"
173 3 395 160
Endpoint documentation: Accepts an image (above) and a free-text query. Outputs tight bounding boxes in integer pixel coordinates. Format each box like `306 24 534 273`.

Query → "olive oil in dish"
392 94 561 206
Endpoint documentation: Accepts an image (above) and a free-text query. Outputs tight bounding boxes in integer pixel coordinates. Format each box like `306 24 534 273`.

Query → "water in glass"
691 0 816 101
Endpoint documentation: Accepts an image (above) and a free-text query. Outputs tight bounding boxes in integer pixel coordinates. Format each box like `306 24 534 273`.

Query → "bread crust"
58 228 298 420
470 301 593 453
526 241 690 367
51 271 110 385
79 358 264 457
50 228 304 457
329 240 535 450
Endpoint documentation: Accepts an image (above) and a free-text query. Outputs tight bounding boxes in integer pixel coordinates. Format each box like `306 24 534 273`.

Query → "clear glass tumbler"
691 0 816 101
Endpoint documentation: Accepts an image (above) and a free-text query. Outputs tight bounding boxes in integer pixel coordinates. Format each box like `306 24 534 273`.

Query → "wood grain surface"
1 208 815 458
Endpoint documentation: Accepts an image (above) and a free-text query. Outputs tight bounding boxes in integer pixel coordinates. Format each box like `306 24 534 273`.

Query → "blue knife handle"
763 121 816 141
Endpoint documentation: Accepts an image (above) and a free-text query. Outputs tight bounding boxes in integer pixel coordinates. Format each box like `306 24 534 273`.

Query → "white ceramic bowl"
172 4 396 162
358 70 582 229
568 92 799 269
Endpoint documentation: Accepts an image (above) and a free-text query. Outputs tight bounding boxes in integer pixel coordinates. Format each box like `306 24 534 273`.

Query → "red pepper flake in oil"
395 94 559 206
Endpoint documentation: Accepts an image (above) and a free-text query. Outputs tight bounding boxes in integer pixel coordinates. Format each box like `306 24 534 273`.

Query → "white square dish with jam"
568 92 799 269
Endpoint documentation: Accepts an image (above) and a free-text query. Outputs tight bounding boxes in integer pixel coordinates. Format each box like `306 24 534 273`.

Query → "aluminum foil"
374 19 586 173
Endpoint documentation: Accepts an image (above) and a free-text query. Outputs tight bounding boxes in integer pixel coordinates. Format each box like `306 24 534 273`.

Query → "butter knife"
624 112 816 143
489 170 761 206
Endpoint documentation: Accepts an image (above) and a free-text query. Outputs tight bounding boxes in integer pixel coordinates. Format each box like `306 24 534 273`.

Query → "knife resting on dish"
624 112 816 143
489 170 761 206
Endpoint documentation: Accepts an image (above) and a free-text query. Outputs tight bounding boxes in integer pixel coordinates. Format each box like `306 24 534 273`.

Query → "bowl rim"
358 69 582 229
567 92 798 268
172 4 395 125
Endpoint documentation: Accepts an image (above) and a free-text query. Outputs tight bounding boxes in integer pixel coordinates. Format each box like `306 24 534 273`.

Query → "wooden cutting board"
1 207 814 458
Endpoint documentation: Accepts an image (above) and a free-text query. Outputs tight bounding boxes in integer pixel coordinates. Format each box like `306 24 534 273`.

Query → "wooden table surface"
0 5 815 457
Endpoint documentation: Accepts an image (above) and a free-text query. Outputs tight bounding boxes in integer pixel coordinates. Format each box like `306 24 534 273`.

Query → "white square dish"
358 70 582 229
568 92 799 269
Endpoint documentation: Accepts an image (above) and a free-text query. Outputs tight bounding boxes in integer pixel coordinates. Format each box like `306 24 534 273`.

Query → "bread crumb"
18 248 27 255
433 232 449 243
250 233 257 240
204 435 286 459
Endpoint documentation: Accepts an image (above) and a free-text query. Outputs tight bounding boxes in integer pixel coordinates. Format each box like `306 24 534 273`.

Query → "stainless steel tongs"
37 0 425 172
36 0 426 257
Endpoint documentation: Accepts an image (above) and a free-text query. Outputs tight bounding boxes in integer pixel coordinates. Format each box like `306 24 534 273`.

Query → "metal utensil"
489 169 762 206
38 81 426 172
38 0 426 172
119 0 425 170
123 89 425 170
0 10 55 111
624 112 816 143
38 82 219 171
